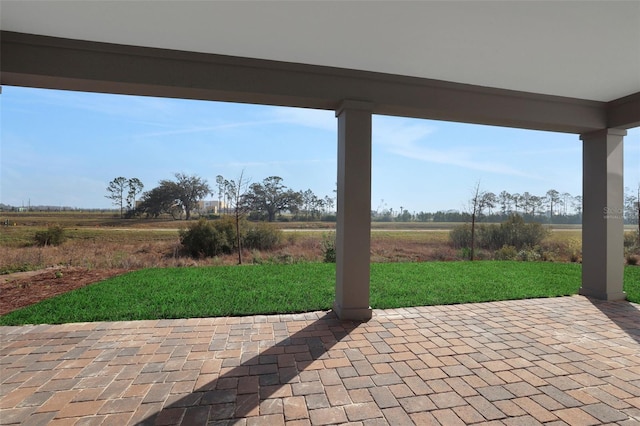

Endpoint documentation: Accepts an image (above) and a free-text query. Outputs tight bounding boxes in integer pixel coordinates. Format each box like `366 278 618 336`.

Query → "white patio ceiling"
2 0 639 103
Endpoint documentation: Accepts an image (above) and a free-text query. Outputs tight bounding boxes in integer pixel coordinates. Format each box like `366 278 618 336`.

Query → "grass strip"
1 262 638 325
369 261 582 308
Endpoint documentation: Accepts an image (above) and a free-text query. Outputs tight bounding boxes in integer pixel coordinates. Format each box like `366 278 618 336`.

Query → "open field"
1 211 638 276
3 210 637 230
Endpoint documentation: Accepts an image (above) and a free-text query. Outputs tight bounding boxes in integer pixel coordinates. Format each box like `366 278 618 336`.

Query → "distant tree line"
375 186 640 226
0 204 114 213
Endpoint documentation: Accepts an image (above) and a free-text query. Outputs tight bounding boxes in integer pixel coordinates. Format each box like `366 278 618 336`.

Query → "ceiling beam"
607 92 640 130
1 31 607 134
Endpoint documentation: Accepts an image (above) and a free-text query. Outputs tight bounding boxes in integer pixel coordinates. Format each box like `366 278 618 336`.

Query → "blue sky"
2 86 639 213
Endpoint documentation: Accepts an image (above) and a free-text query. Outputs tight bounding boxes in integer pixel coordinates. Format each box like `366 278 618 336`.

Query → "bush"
517 245 543 262
494 245 518 260
498 215 548 250
459 247 472 260
449 224 471 249
34 224 66 246
244 222 282 251
624 231 639 249
321 233 336 263
215 216 242 252
477 225 502 251
624 231 640 264
179 218 235 258
181 218 283 258
449 214 548 254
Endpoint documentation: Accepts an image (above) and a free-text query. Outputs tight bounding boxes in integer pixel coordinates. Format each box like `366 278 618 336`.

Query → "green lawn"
1 262 638 325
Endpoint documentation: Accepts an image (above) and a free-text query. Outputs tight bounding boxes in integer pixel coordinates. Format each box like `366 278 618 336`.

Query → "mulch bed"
0 267 128 316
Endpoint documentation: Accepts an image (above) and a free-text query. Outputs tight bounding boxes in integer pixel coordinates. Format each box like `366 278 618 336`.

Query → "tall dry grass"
0 232 328 273
1 225 602 276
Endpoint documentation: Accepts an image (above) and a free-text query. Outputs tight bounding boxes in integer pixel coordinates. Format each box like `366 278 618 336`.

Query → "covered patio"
1 1 640 424
2 1 639 320
2 296 640 424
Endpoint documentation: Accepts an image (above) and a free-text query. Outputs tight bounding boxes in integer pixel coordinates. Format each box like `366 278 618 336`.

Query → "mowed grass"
2 262 638 325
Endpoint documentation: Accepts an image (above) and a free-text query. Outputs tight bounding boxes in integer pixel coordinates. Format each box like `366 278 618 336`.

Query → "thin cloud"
16 88 175 119
516 146 581 156
134 106 336 138
268 107 336 132
134 119 286 138
211 159 333 168
373 117 541 179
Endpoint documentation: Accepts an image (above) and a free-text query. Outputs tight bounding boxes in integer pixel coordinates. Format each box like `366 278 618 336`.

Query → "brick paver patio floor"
1 295 640 425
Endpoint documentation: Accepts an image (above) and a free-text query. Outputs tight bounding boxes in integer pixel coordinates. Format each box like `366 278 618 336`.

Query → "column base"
333 301 372 321
579 287 626 301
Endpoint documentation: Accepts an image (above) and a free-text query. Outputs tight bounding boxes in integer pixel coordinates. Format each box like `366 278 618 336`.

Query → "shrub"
321 232 336 263
179 218 234 258
476 225 500 251
459 247 472 260
213 216 241 252
449 224 471 249
624 231 639 249
449 214 548 253
244 222 282 251
517 245 543 262
181 218 283 258
565 238 582 263
496 215 548 250
34 224 66 246
624 232 639 265
494 245 518 260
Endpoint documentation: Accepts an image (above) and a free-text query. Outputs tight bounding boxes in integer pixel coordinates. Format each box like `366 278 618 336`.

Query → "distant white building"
197 200 226 214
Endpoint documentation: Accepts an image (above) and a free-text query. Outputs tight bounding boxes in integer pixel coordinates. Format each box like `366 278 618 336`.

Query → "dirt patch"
0 267 128 316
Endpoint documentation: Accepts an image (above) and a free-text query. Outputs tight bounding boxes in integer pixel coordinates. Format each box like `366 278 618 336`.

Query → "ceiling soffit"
2 31 638 132
1 1 639 103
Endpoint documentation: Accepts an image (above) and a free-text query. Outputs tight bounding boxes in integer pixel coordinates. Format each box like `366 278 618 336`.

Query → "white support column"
334 100 373 321
580 128 627 300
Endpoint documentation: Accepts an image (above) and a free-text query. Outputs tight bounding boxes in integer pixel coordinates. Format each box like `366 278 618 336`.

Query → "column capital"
580 128 627 141
336 99 374 117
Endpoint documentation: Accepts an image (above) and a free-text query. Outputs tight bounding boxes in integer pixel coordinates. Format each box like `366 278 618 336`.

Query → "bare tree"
468 181 492 261
225 171 252 264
